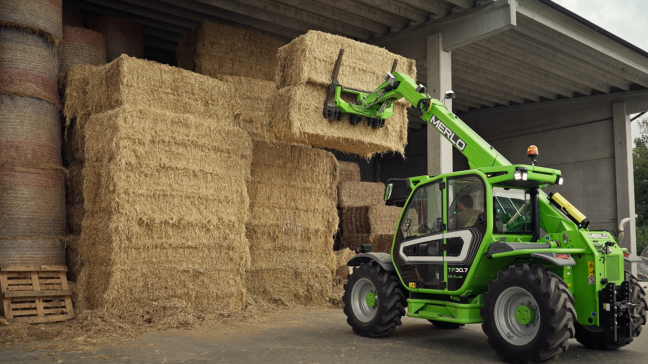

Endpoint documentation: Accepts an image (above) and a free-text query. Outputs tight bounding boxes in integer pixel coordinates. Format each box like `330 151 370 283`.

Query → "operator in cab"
452 195 479 229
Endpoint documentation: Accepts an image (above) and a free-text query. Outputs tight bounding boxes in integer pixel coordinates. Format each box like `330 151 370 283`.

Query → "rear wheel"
482 264 576 363
343 261 406 337
575 271 646 350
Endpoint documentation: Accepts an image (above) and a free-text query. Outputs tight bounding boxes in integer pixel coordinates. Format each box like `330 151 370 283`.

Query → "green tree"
634 117 648 255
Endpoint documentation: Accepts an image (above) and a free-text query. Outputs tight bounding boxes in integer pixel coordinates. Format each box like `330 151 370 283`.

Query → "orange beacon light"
527 145 538 166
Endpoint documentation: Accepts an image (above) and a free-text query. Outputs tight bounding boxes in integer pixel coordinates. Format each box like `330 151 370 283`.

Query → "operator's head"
458 195 474 210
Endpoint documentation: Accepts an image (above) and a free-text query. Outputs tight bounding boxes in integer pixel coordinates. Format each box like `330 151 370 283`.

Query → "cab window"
399 180 443 239
493 187 534 234
447 175 486 231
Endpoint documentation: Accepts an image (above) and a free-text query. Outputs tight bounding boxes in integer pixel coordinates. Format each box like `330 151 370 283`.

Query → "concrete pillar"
613 102 637 276
426 33 453 175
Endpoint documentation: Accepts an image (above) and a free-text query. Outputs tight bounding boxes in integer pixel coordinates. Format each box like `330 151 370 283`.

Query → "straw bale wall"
0 95 62 166
0 237 65 267
341 205 401 235
338 181 385 208
0 27 60 108
340 234 393 254
216 75 275 140
63 235 82 280
246 138 338 306
86 17 143 61
60 26 106 74
0 0 63 45
74 106 251 313
334 248 354 278
339 161 360 183
270 83 409 156
177 22 284 82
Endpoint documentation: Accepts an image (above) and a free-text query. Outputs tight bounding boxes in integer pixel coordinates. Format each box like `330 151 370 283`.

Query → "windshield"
493 187 535 234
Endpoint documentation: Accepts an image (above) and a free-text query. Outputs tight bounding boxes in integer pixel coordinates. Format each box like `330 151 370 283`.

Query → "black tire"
481 264 576 363
428 320 465 329
343 261 407 337
575 271 647 350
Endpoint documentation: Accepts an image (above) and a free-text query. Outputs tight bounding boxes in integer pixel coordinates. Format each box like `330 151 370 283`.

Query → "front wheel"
343 261 406 337
575 271 646 350
481 264 576 363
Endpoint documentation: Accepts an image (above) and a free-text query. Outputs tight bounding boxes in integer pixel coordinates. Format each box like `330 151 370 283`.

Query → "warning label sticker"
588 276 596 284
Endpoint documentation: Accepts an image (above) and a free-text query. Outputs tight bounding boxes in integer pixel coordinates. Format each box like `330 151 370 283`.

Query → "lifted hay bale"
60 26 106 74
338 181 385 208
0 28 60 108
0 95 62 167
76 106 251 313
338 161 361 183
0 166 66 238
177 22 284 82
340 233 394 254
276 30 416 91
86 17 143 61
341 205 401 235
0 0 63 45
270 83 408 156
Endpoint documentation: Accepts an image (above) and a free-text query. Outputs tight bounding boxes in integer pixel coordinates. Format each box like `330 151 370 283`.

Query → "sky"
551 0 648 139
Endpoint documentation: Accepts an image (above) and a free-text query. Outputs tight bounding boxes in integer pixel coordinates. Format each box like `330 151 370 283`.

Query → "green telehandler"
326 49 647 363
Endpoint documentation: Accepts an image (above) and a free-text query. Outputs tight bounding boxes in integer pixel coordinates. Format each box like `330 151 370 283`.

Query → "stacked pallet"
271 31 415 156
0 0 72 323
61 56 253 314
177 23 338 306
337 162 401 253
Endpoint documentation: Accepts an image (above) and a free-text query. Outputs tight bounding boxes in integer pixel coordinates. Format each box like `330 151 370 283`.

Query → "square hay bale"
270 83 409 156
75 55 235 121
338 181 385 208
276 31 416 91
334 248 355 278
245 138 338 306
341 205 402 235
215 75 275 140
177 22 285 82
60 64 96 164
341 234 394 254
75 106 253 313
339 161 361 183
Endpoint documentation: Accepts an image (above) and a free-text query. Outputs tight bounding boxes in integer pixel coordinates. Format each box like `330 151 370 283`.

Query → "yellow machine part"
549 192 588 225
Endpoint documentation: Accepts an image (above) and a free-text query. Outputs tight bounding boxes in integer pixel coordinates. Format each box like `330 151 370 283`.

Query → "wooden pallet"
0 265 74 324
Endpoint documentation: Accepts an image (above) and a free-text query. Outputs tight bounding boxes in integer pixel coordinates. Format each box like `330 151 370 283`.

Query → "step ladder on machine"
0 265 74 323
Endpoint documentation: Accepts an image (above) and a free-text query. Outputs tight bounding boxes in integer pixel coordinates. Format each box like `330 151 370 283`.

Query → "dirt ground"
2 304 648 364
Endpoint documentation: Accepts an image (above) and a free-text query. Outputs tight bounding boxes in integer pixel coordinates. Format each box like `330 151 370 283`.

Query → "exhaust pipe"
617 217 631 243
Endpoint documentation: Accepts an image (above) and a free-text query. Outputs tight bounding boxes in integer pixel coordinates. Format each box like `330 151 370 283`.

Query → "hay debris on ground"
246 138 338 306
60 26 107 74
338 161 361 183
0 27 60 108
270 83 409 156
340 234 394 254
338 181 385 208
341 205 401 235
86 17 144 61
177 22 285 82
76 106 252 315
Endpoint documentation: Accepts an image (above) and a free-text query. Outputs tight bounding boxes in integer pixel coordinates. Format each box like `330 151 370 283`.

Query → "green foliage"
636 226 648 256
634 117 648 255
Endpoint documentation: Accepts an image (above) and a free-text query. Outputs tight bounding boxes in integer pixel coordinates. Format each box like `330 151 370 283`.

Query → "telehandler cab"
327 50 647 363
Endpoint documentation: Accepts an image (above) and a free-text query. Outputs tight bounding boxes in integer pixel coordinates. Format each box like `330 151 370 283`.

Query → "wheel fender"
347 252 395 271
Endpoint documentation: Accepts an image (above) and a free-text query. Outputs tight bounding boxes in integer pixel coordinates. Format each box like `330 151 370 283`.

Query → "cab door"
444 174 488 292
394 178 445 290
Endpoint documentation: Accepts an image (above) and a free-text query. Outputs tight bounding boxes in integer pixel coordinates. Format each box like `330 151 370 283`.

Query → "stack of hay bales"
177 23 338 306
271 31 415 156
336 161 401 253
0 0 66 267
177 22 284 140
60 25 107 74
86 17 144 61
61 56 253 314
